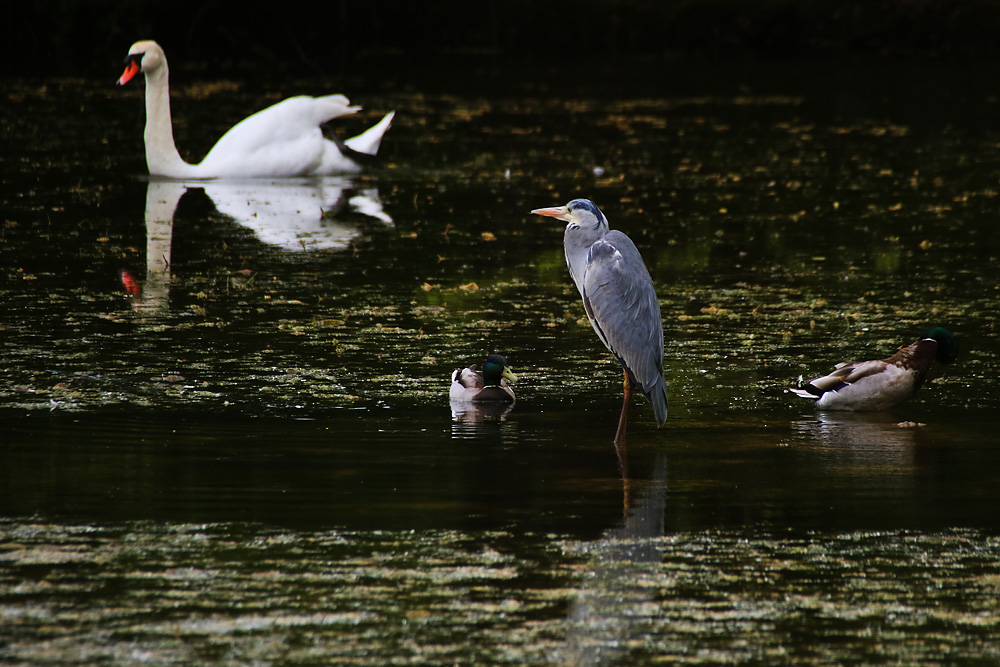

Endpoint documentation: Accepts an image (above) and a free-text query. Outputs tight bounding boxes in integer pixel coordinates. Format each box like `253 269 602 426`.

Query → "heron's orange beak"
117 58 141 86
530 206 569 220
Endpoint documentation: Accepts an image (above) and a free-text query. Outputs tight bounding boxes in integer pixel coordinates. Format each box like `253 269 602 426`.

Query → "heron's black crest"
567 199 604 222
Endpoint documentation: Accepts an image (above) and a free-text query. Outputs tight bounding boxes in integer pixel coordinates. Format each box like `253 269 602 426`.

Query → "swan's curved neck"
143 64 198 178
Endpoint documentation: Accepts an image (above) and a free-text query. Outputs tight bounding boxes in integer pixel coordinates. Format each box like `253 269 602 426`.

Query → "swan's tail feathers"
344 111 395 156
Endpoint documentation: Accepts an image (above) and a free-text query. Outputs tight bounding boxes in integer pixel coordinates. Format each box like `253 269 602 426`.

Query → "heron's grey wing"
582 232 665 396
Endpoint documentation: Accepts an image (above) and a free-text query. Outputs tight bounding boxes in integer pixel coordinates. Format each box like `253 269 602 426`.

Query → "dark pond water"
2 60 1000 664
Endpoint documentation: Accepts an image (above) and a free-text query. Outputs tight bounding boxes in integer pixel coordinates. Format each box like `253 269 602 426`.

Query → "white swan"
117 40 394 178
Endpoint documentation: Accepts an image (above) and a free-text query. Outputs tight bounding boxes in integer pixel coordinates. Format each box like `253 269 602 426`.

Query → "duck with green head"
450 354 517 403
791 327 959 410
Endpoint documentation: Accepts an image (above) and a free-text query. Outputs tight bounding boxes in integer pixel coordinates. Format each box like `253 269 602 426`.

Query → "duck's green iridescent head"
483 354 517 386
923 327 959 365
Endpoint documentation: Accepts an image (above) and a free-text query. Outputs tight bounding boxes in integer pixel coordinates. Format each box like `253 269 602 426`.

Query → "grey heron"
450 354 517 403
790 327 958 410
531 199 667 443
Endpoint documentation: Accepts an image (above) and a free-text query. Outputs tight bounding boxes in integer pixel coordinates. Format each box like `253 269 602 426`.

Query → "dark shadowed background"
8 0 1000 83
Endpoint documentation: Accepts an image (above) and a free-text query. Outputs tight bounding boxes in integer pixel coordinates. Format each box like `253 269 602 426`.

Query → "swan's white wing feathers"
199 96 359 177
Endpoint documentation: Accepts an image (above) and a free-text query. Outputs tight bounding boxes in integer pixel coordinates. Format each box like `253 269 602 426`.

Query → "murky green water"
2 61 999 664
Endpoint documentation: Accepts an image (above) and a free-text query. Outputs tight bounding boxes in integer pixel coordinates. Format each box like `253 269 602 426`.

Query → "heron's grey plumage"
534 199 668 426
582 232 667 424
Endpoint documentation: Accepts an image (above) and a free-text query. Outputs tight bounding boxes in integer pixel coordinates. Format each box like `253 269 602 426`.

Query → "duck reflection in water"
124 177 393 310
793 410 921 469
450 399 515 423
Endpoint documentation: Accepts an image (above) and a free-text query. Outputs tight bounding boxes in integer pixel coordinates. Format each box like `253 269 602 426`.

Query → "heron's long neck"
564 228 603 298
142 65 195 177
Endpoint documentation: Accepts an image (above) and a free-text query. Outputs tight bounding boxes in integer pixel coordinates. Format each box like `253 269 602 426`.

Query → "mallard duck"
791 327 959 410
450 354 517 403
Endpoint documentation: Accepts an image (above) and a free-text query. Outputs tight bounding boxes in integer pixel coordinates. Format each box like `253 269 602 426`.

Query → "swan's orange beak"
117 57 141 86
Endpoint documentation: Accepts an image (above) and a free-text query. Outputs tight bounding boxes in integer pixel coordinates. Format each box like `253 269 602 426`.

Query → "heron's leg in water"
613 370 633 512
613 370 632 448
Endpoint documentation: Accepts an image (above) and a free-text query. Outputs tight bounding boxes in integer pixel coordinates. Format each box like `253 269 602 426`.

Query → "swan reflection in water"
127 177 393 311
